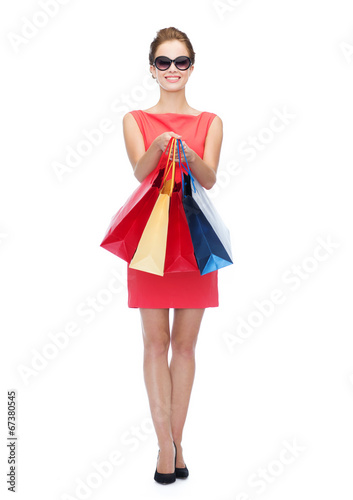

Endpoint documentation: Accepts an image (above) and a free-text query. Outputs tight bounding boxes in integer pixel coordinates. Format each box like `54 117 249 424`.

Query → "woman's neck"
152 89 191 114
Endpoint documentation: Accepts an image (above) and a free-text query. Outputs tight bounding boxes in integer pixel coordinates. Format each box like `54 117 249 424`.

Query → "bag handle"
160 137 175 187
151 136 175 183
160 137 177 196
177 139 196 194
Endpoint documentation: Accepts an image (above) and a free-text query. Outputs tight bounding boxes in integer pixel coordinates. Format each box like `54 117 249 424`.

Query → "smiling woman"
121 26 224 486
148 36 194 94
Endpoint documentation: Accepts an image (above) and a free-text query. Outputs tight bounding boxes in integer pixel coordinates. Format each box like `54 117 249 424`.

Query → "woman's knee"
143 332 170 356
140 308 170 355
170 309 204 357
171 336 197 358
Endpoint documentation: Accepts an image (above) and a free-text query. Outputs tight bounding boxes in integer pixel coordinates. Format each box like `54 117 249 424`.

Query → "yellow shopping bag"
129 138 177 276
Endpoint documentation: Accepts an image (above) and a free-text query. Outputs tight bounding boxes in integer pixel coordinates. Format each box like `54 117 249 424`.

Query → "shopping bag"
164 188 199 273
189 177 233 262
129 138 177 276
100 137 175 262
178 140 233 275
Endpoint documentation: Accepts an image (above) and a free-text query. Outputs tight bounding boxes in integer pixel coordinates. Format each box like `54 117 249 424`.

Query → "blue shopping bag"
177 140 233 275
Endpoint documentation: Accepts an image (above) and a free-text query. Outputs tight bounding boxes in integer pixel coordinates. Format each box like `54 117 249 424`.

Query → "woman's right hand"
153 132 182 153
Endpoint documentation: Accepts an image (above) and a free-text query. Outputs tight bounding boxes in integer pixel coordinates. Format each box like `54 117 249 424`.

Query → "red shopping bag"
100 138 174 262
164 189 199 273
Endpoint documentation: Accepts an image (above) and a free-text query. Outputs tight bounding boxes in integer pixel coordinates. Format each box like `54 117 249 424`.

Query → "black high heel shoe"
154 441 176 485
174 442 189 479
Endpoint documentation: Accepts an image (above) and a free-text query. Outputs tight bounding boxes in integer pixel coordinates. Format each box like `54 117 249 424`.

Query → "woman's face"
150 40 194 91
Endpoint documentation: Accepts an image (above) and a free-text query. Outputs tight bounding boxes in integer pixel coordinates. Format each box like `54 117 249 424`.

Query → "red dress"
127 109 219 309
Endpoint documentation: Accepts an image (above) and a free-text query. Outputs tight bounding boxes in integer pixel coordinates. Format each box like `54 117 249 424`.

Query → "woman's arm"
122 112 181 183
180 115 223 190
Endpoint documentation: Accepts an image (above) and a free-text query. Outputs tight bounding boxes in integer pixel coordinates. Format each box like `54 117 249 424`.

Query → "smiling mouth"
165 76 181 81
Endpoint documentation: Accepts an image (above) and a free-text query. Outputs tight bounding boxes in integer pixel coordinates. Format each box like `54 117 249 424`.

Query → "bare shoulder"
206 114 223 140
122 111 135 123
122 111 143 140
203 114 223 172
122 111 140 134
209 114 223 127
122 112 145 169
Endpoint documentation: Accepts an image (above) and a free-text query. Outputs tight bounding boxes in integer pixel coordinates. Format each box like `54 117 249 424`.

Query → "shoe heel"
174 441 189 479
154 442 176 485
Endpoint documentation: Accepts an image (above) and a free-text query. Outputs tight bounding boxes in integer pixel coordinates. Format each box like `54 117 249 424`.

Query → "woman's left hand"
175 141 196 164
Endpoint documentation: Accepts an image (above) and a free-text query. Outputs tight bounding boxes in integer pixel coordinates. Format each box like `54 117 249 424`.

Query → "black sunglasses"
153 56 192 71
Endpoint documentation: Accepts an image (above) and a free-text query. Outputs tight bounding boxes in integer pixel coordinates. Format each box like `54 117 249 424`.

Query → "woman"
122 27 223 484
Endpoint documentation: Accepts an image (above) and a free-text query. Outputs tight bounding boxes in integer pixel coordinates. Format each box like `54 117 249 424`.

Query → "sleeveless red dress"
127 109 219 309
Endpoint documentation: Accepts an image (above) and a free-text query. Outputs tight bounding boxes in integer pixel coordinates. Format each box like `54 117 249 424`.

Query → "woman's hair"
149 27 196 67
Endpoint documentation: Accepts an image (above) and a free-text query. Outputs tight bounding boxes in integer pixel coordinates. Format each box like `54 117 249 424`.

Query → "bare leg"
139 308 175 474
170 308 205 467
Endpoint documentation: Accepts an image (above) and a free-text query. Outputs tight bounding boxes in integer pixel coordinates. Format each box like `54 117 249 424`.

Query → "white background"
1 0 353 499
